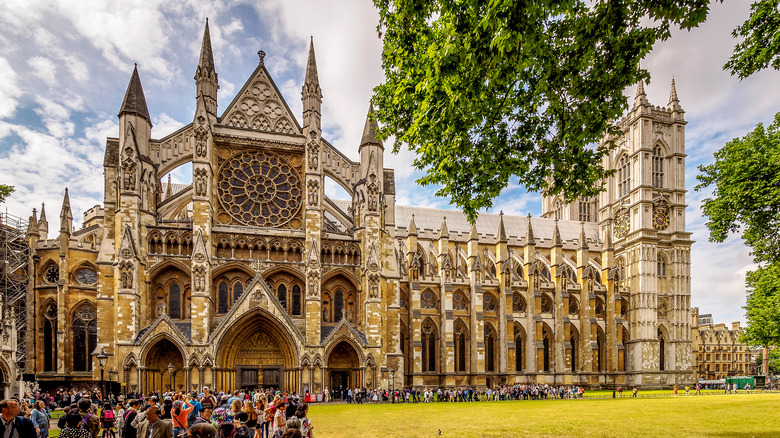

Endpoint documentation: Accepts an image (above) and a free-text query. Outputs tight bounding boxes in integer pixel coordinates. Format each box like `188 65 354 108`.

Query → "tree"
741 263 780 348
0 184 13 204
372 0 716 221
725 0 780 79
695 113 780 265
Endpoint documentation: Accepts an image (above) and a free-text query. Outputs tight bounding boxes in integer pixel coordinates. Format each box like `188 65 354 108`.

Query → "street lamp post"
97 348 108 401
167 363 174 393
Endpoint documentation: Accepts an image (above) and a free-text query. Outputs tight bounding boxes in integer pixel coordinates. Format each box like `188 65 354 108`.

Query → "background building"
23 23 693 394
691 307 755 380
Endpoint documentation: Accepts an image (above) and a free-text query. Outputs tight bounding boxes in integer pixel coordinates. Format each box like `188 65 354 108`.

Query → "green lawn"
309 393 780 437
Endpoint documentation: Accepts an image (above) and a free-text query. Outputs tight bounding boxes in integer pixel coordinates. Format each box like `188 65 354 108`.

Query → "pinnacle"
438 217 449 239
497 211 508 243
360 103 381 147
407 214 418 236
305 36 320 88
634 80 649 108
525 213 536 245
119 65 151 125
552 220 562 246
579 222 588 250
469 224 479 241
198 19 215 73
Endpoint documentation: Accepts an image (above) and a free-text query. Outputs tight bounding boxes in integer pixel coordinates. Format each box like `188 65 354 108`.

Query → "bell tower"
598 79 692 387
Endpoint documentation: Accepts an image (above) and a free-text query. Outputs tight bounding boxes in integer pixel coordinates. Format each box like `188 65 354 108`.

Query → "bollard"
612 390 616 398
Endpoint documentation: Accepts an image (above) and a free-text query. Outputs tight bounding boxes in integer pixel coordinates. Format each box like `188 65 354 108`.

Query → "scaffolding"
0 210 29 373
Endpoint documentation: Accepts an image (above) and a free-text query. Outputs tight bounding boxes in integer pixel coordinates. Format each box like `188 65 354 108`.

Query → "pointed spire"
469 223 479 241
38 203 48 230
552 219 562 246
579 222 588 250
119 64 151 125
407 214 418 236
525 213 535 245
497 211 508 243
195 19 219 115
668 77 683 114
438 217 449 239
198 18 215 74
360 104 382 147
60 188 73 234
28 208 39 234
304 37 320 92
165 174 173 199
633 80 649 109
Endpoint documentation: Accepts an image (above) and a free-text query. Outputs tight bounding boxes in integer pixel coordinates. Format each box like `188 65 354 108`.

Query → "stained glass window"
218 281 229 314
169 283 181 319
292 285 302 315
73 304 97 372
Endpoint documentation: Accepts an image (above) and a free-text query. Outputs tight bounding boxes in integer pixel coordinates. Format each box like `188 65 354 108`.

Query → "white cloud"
27 56 57 87
0 57 23 118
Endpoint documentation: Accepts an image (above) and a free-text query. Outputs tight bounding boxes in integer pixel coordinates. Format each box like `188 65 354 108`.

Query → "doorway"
330 370 349 400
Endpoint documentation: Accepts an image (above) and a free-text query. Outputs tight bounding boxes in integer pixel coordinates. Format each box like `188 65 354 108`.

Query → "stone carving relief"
194 124 208 158
224 76 299 135
122 158 136 191
193 266 206 292
368 274 379 299
307 142 319 170
367 174 379 212
307 179 319 206
194 168 208 197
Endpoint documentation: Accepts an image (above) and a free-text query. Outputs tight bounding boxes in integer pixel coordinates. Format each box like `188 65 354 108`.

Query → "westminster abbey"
24 22 693 394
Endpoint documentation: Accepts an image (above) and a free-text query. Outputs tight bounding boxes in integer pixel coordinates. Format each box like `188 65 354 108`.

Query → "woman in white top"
271 400 286 438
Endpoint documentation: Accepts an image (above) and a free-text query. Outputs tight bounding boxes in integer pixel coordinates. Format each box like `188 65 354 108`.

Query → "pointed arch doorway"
326 341 360 400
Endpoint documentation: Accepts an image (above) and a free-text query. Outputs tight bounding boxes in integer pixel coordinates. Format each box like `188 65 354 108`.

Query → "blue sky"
0 0 778 325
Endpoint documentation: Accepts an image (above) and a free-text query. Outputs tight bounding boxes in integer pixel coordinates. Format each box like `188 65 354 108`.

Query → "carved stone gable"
221 66 301 136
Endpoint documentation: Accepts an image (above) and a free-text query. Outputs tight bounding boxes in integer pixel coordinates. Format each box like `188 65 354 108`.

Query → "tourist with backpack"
171 400 194 438
30 401 49 438
78 398 100 438
60 412 92 438
100 402 117 438
122 401 139 438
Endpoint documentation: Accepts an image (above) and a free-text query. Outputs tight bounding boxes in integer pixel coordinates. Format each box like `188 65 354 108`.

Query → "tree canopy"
372 0 716 221
725 0 780 79
740 263 780 348
696 113 780 265
0 184 13 205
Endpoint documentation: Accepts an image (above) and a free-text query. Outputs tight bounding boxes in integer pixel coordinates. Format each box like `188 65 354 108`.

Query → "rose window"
218 151 302 227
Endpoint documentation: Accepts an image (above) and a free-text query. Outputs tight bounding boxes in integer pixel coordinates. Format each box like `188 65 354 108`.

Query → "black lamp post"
97 348 108 400
167 363 174 393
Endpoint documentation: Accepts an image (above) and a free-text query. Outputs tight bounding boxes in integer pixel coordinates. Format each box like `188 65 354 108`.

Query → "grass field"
308 393 780 437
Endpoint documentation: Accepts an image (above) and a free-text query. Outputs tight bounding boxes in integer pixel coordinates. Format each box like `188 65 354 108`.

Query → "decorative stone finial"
258 50 266 64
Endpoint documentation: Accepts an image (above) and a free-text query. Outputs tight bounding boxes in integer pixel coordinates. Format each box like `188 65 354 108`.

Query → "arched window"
334 289 344 321
454 320 468 372
292 285 302 316
277 284 288 310
233 282 244 304
596 327 606 372
483 293 497 312
578 198 595 222
218 281 229 314
623 327 630 371
43 303 57 372
73 304 97 372
554 198 564 221
512 294 526 313
453 290 468 311
652 145 664 188
543 328 551 372
657 256 667 277
169 282 181 319
617 154 631 198
570 328 578 372
422 319 437 372
659 329 666 371
514 325 524 372
485 325 496 372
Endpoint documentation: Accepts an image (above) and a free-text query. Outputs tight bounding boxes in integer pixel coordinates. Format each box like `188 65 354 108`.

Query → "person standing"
30 401 48 438
137 407 172 438
171 400 193 438
59 412 92 438
122 401 140 438
79 398 101 438
0 400 36 438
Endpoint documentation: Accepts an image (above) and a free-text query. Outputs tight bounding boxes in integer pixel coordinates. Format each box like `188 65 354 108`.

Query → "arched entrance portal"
142 338 185 394
327 341 360 400
216 311 299 393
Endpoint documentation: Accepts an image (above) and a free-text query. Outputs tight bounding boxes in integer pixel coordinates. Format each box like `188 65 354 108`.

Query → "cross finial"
258 50 266 64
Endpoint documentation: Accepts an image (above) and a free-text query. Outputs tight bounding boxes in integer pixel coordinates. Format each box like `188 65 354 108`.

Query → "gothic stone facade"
25 23 693 393
691 308 755 380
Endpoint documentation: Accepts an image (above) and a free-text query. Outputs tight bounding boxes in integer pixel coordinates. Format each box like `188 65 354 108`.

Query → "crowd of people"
334 384 590 404
0 387 313 438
